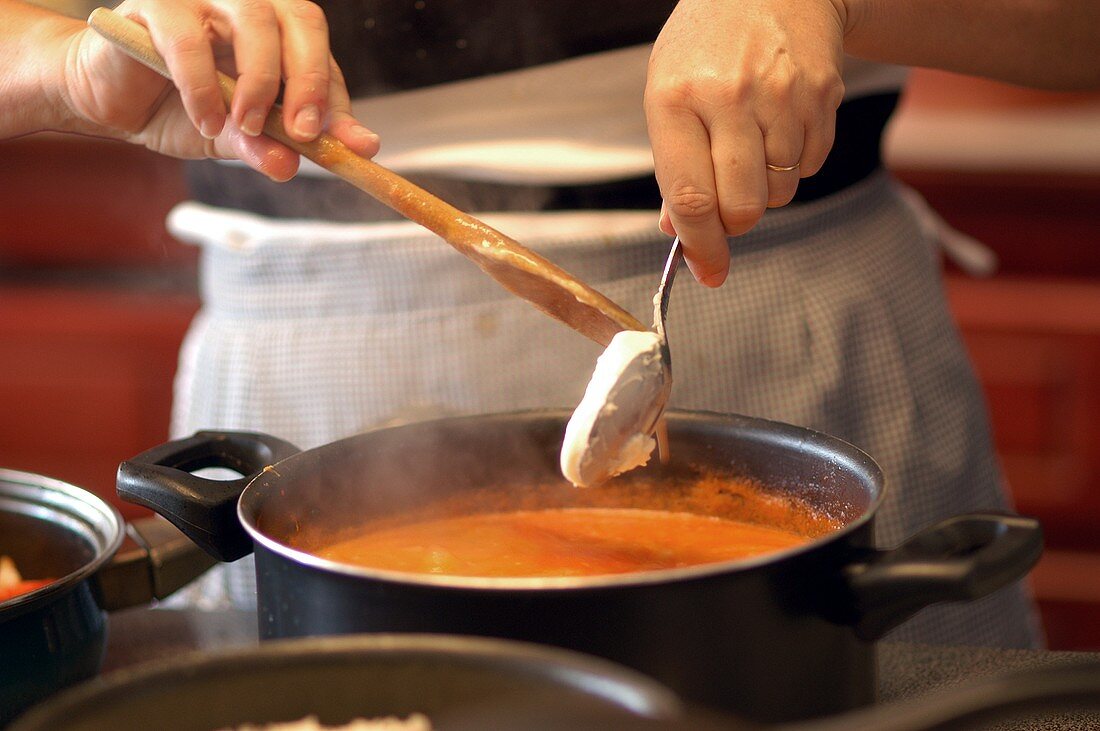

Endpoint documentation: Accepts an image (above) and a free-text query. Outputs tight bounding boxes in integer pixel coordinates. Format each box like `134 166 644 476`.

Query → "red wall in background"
0 135 195 521
893 71 1100 650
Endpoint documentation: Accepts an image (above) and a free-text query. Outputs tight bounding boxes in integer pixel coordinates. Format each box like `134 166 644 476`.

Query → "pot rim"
237 409 885 591
0 468 124 616
8 633 684 730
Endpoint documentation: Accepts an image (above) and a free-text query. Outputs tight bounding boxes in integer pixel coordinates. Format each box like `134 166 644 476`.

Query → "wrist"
0 2 86 138
36 16 93 135
834 0 880 50
829 0 863 39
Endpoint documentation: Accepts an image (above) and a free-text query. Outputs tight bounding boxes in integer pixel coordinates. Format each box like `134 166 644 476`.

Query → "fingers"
647 102 732 288
219 0 281 137
206 0 332 142
798 92 839 178
128 0 340 138
709 113 769 235
134 2 227 139
217 58 378 183
273 0 331 142
117 0 375 178
648 87 841 288
213 124 300 181
324 57 381 157
761 121 804 208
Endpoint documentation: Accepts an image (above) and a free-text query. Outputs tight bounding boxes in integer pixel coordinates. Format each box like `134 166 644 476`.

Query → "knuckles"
647 59 844 116
808 69 845 110
238 69 281 87
163 30 208 60
293 67 329 86
235 0 277 24
646 74 752 113
283 0 327 31
664 186 766 237
718 202 766 235
665 186 719 222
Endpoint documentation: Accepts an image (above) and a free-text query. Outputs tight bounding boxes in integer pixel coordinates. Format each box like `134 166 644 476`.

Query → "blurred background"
3 1 1099 651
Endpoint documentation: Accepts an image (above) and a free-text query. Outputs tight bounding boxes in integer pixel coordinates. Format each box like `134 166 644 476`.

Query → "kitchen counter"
95 607 1100 729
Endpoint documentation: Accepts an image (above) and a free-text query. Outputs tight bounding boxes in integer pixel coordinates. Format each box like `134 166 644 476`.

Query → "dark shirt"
321 0 678 96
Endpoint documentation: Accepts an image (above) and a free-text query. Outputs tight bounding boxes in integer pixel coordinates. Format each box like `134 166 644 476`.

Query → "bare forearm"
0 0 85 138
842 0 1100 90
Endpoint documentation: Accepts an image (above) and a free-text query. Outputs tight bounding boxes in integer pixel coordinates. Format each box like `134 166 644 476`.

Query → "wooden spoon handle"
86 7 645 345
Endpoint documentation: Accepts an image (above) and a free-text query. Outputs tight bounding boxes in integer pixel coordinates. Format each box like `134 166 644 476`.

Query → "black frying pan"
8 634 682 731
9 633 1100 731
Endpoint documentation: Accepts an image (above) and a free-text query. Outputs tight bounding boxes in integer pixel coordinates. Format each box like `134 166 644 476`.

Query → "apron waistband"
177 170 901 320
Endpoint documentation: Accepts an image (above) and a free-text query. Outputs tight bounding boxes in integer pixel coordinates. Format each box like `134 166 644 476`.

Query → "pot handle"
94 516 220 611
116 431 301 562
838 512 1042 641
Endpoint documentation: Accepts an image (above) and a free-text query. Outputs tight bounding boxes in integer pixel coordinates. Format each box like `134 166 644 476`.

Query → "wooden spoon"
86 7 645 346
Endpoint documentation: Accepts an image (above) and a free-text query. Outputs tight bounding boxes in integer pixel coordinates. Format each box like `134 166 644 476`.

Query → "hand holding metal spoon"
561 238 683 487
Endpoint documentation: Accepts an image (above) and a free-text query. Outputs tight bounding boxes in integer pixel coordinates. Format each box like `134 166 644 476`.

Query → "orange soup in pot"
316 507 818 578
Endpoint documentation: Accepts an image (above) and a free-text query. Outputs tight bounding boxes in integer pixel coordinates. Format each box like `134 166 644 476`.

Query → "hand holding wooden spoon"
87 6 645 346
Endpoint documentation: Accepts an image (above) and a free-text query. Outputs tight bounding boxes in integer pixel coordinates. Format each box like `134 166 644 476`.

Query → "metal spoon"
653 236 684 378
560 238 682 487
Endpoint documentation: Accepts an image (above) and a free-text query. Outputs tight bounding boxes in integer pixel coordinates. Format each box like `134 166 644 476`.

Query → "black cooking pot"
8 634 682 731
0 469 217 724
115 410 1043 723
10 634 1100 731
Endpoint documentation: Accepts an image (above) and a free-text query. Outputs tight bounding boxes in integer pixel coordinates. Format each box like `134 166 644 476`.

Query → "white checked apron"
165 172 1040 649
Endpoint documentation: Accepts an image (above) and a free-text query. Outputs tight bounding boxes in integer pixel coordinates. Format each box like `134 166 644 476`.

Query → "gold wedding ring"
766 162 800 172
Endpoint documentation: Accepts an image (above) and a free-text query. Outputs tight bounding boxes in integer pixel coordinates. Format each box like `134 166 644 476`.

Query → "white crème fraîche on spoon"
560 329 672 487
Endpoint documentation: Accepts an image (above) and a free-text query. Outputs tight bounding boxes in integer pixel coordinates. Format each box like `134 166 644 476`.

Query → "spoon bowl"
560 239 682 487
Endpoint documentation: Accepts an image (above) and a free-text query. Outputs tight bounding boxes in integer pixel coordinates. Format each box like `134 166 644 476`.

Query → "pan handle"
837 512 1042 641
783 660 1100 731
93 516 220 610
116 431 301 562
